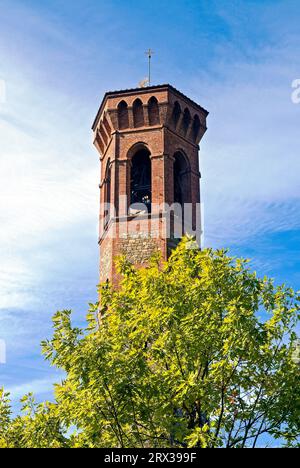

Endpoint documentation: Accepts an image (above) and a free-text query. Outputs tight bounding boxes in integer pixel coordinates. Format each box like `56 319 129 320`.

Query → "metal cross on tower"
145 48 154 86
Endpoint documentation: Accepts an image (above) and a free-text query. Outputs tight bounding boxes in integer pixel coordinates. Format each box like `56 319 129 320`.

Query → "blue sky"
0 0 299 407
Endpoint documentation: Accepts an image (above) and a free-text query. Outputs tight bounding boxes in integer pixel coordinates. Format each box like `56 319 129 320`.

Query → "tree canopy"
1 238 299 448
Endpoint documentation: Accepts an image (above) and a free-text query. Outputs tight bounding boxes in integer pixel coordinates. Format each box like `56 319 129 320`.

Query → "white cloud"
191 43 300 247
0 65 99 312
0 258 36 309
0 79 6 104
0 0 300 408
7 375 62 401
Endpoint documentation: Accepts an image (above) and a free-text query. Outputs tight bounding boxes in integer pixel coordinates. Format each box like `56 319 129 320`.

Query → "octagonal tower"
92 84 208 284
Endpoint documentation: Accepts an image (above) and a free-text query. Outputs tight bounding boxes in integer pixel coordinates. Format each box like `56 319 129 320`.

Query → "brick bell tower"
92 84 208 284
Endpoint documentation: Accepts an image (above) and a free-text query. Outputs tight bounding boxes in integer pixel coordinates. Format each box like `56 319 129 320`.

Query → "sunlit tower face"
92 84 208 284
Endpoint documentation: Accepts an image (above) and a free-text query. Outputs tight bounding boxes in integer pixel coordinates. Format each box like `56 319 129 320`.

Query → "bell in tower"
130 148 152 210
92 84 208 284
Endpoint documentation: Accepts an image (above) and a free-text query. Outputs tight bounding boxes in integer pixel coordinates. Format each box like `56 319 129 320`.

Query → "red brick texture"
92 84 208 284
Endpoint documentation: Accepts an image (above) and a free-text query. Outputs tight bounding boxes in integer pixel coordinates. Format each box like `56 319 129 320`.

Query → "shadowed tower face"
92 84 208 284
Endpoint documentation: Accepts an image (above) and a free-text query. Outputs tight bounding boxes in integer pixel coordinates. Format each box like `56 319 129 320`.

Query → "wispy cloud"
7 375 62 402
0 0 299 405
191 40 300 248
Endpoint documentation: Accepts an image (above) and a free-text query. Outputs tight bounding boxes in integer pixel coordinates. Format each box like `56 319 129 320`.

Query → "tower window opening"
130 149 152 212
173 151 191 237
117 100 129 130
148 96 160 125
192 115 201 143
181 108 191 136
133 98 144 128
174 151 191 206
172 101 181 128
104 161 111 229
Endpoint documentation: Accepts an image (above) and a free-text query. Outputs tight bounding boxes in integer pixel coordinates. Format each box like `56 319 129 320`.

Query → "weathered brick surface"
93 84 208 285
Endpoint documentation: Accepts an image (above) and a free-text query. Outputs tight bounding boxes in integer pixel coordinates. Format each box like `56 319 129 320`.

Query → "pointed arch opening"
174 151 191 206
172 101 181 128
148 96 160 126
181 108 191 136
130 148 152 212
133 98 144 128
192 115 201 143
172 151 191 238
104 160 112 229
117 100 129 130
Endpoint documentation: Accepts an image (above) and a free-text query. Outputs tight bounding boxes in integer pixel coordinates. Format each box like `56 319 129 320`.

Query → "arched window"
181 108 191 136
104 161 112 228
148 96 160 125
174 151 191 206
133 99 144 128
117 100 129 130
192 115 201 143
172 101 181 128
130 149 151 211
173 151 191 237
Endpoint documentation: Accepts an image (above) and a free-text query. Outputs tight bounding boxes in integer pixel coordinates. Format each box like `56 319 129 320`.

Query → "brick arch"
127 141 152 160
133 98 144 128
117 100 129 129
104 159 112 229
173 147 191 167
148 96 160 126
104 159 112 197
181 108 192 136
130 146 152 212
173 150 192 205
171 100 182 128
192 114 201 143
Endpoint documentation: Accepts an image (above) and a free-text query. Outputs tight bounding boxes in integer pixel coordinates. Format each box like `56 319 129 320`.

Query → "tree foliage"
1 239 299 448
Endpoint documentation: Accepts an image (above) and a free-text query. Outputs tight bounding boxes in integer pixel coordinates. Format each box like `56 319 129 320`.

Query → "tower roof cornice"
92 83 209 131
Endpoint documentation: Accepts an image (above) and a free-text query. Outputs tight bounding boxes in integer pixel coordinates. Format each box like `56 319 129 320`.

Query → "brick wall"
93 85 208 285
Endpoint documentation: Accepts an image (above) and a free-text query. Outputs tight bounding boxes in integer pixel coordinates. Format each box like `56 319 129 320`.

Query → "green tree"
1 238 299 448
